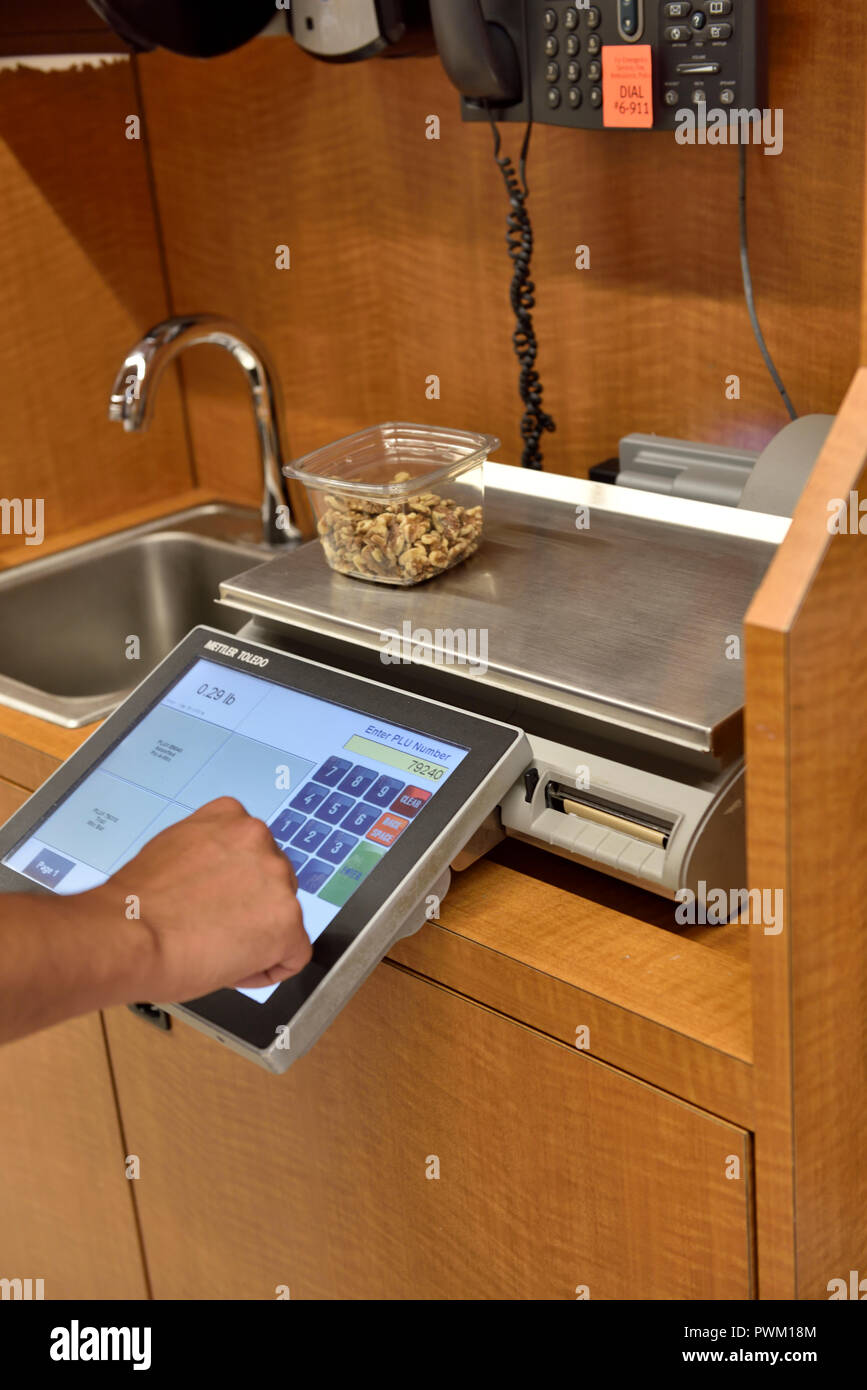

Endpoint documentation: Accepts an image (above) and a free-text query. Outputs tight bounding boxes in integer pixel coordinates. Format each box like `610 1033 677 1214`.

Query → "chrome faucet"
109 314 301 546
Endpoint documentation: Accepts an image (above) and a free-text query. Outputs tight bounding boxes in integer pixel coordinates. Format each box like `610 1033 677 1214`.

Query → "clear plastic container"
283 422 498 585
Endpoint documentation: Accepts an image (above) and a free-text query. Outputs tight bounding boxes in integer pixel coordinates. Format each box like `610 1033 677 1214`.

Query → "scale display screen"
2 658 468 1002
0 628 528 1071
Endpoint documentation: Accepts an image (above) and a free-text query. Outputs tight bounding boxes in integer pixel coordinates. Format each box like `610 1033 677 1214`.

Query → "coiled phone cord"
488 114 555 469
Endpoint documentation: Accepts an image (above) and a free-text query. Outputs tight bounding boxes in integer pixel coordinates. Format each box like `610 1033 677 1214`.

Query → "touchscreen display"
3 658 468 1003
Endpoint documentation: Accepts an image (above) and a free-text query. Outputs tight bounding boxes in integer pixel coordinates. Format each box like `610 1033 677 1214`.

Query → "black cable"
488 114 555 469
738 144 797 422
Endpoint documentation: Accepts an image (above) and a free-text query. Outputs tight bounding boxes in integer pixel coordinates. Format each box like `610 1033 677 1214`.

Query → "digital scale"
0 464 786 1073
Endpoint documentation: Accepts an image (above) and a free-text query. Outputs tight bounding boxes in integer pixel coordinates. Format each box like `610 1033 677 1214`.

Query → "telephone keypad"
471 0 764 133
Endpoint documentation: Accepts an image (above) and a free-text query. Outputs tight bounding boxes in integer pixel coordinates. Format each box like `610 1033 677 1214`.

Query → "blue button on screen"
297 859 334 893
269 807 306 843
314 756 354 786
319 830 358 864
318 792 355 825
341 802 379 835
339 764 378 797
289 784 327 815
291 818 331 853
282 845 309 874
23 849 75 887
364 775 405 807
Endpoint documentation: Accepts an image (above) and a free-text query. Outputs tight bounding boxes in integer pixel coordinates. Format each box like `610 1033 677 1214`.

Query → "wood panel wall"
0 2 863 535
0 55 191 555
135 0 867 501
0 2 127 57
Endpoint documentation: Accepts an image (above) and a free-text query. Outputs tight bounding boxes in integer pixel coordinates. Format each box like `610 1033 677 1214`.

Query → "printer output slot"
545 782 673 849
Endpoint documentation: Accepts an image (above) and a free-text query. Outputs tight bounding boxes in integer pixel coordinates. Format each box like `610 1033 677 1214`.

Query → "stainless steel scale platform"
219 463 787 903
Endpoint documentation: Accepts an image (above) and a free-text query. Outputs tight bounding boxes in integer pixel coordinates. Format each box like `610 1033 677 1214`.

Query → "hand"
90 797 311 1002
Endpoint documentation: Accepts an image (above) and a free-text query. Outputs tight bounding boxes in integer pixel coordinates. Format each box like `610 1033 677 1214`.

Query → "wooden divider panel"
746 367 867 1299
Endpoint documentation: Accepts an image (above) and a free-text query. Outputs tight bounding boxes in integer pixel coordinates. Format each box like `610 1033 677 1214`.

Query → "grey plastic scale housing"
215 460 787 921
500 734 746 904
617 415 835 516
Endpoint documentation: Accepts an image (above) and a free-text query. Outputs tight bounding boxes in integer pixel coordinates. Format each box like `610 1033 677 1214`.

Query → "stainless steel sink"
0 505 272 727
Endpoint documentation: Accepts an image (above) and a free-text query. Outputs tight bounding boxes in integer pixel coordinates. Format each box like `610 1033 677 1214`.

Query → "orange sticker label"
602 44 654 128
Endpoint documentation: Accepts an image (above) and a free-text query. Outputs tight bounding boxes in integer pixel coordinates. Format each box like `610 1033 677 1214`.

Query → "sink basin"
0 505 270 727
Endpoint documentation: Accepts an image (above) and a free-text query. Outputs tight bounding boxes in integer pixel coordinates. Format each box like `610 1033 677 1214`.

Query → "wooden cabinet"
0 775 28 821
104 963 752 1300
0 1014 147 1299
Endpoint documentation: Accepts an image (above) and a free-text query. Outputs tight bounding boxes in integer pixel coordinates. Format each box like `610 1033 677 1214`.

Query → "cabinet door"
0 1014 148 1299
104 964 752 1299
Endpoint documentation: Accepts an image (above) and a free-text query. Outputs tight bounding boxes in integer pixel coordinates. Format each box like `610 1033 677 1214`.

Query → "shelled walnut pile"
315 471 483 583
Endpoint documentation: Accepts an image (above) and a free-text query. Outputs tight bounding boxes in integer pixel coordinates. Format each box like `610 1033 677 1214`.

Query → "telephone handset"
428 0 523 106
429 1 766 132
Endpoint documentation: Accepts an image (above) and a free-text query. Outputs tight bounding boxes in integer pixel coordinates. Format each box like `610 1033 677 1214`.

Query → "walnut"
314 472 483 584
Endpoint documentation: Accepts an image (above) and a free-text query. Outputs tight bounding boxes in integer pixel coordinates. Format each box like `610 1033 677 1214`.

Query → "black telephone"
429 1 766 132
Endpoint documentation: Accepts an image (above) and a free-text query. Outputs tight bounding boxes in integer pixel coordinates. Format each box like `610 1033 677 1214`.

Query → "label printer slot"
544 782 674 849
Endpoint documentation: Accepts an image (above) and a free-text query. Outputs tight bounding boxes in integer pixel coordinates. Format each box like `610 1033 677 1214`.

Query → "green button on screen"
318 841 385 906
